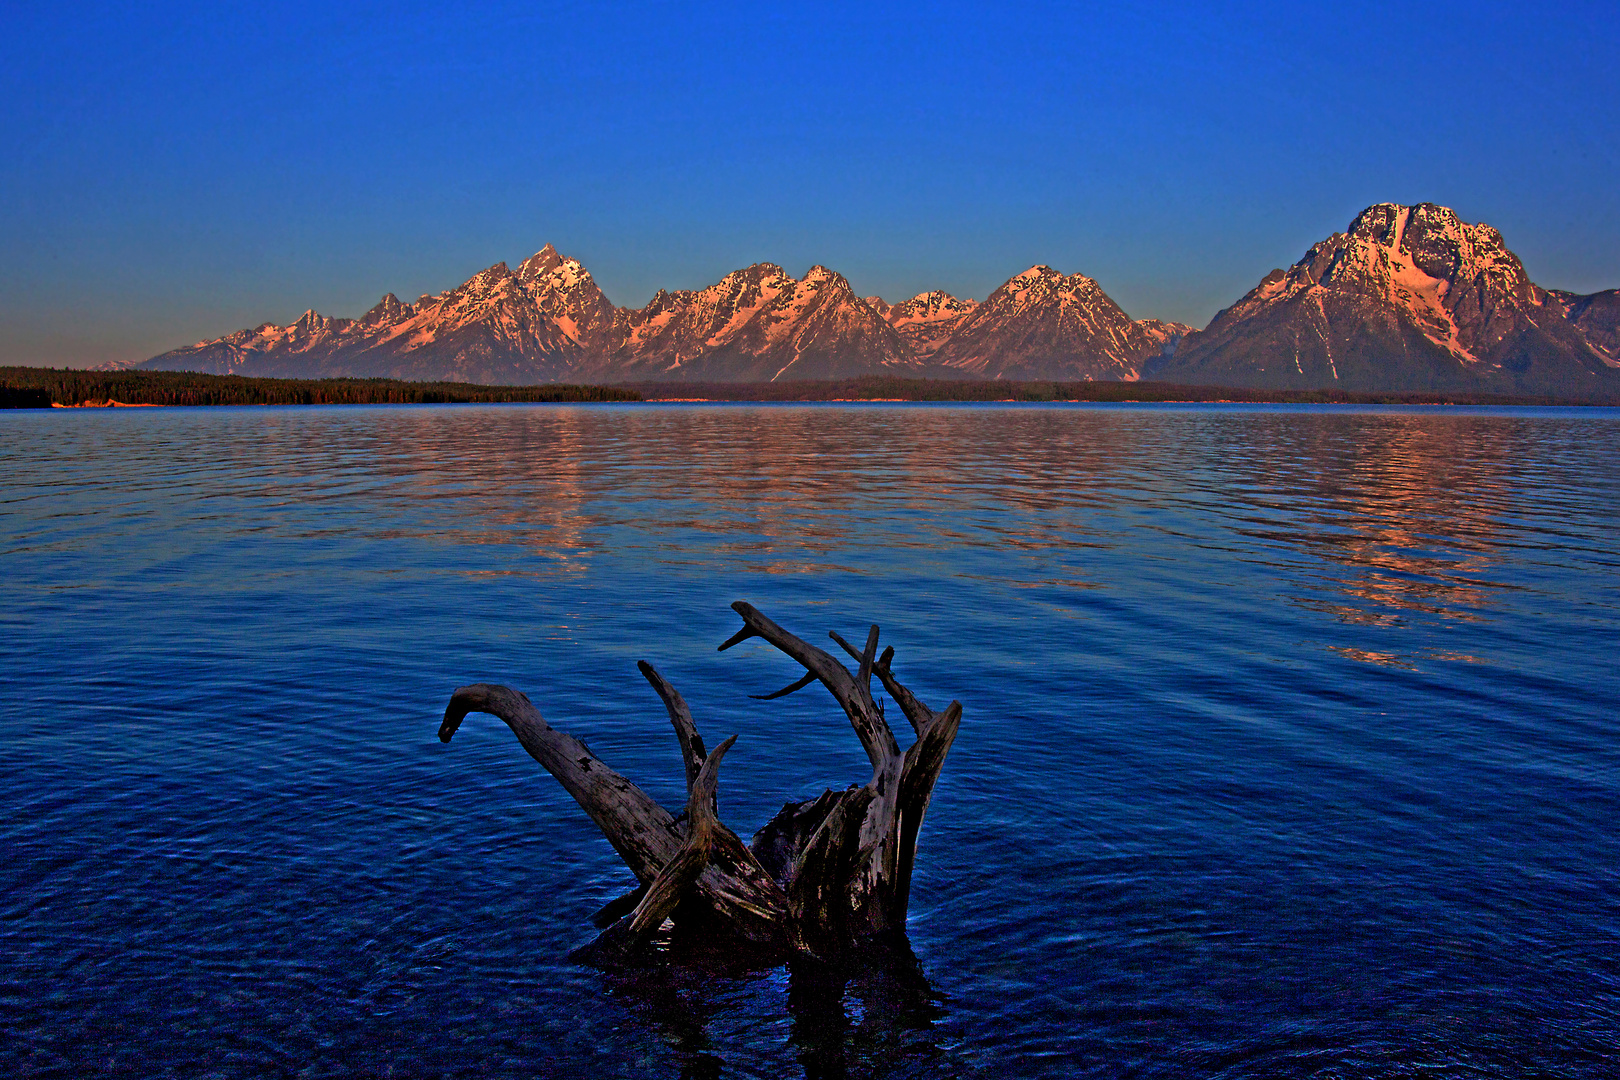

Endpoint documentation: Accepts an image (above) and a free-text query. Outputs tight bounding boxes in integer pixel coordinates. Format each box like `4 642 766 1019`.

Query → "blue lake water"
2 402 1617 1078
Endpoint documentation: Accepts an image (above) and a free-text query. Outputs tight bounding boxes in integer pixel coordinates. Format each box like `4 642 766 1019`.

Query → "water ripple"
2 403 1617 1077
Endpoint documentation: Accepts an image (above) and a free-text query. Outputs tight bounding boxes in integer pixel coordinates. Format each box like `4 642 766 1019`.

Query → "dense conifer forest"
0 368 641 407
631 376 1605 406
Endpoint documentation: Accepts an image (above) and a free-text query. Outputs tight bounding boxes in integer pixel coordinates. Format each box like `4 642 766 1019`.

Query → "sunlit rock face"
1156 203 1620 394
142 244 620 385
929 266 1187 381
869 291 980 359
607 263 919 382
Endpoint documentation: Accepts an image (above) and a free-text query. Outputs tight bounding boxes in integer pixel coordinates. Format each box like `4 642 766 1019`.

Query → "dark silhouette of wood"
438 601 962 962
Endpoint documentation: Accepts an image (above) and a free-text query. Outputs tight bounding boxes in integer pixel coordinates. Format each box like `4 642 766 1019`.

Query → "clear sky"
4 0 1617 367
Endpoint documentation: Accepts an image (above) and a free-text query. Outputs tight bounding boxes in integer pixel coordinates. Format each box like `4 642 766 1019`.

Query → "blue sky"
3 1 1617 367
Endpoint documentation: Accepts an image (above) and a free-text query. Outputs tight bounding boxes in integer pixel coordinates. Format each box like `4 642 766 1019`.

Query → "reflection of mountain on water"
220 404 1576 673
1214 414 1525 633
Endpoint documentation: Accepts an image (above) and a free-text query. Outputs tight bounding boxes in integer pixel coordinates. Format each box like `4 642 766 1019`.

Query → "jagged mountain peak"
998 265 1102 297
517 243 594 290
985 267 1109 314
462 262 515 290
799 265 863 298
1348 202 1489 248
727 262 790 283
1217 200 1542 367
933 264 1160 379
517 243 564 278
878 289 978 359
1155 200 1617 393
360 293 412 327
893 289 976 316
609 260 913 381
914 288 973 304
293 309 337 333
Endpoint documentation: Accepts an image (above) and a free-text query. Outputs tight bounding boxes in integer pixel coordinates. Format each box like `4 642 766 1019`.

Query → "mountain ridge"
135 253 1190 386
131 203 1617 393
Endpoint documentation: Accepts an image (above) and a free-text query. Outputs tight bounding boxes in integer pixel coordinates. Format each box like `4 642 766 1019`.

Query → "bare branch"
441 684 681 884
749 670 817 701
872 648 938 736
727 602 900 770
829 631 864 665
445 682 794 953
827 624 881 700
891 700 962 921
859 627 879 685
637 661 706 797
717 625 758 651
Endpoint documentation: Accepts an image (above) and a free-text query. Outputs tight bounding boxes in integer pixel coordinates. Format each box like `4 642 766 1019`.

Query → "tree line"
0 367 642 407
3 367 1600 409
631 375 1588 405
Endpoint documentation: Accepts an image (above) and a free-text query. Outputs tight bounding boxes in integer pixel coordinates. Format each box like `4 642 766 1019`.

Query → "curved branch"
724 602 900 770
891 700 962 922
749 670 817 701
617 735 738 946
446 684 792 948
872 647 938 736
637 661 707 797
441 684 681 883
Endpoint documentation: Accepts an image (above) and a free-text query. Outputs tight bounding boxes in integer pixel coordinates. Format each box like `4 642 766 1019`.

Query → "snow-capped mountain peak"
876 290 979 358
1155 201 1618 393
932 266 1167 379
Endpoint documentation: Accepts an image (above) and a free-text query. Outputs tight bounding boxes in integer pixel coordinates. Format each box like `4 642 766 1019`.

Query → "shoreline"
5 367 1619 409
52 399 163 408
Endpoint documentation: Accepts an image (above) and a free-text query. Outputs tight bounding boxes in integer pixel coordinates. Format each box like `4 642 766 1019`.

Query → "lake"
2 402 1617 1078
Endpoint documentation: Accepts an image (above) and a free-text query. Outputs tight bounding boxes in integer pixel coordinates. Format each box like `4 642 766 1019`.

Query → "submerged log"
438 601 962 962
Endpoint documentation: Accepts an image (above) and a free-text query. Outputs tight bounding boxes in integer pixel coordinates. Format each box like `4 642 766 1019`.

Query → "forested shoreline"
0 368 641 407
3 367 1613 409
633 375 1609 406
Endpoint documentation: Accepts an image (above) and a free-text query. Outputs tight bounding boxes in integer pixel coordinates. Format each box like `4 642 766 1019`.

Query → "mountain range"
132 203 1619 395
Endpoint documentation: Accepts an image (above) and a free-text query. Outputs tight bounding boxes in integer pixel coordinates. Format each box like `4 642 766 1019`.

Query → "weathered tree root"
438 601 962 964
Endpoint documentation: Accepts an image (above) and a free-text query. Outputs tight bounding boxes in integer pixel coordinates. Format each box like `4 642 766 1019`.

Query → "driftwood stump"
438 601 962 963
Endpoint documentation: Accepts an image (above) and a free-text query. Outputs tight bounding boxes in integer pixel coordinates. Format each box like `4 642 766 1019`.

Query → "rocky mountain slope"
931 266 1187 380
1152 203 1620 394
145 245 621 385
608 263 916 381
1549 288 1620 366
866 291 979 358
